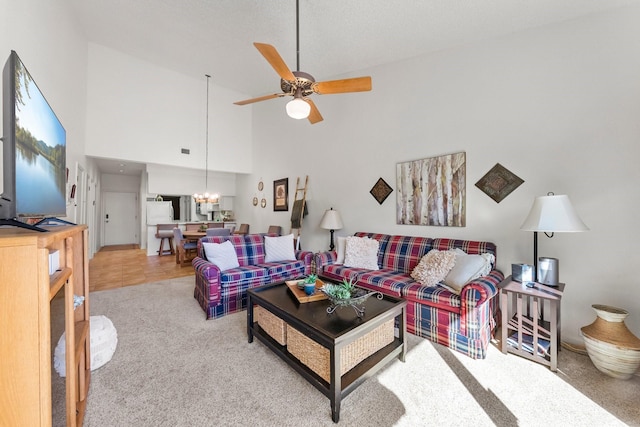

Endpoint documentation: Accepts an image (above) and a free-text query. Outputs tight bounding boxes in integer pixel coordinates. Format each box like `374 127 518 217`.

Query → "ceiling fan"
233 0 372 124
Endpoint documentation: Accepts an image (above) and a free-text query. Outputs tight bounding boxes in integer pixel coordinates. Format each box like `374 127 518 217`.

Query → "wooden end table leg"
501 289 508 353
550 299 558 372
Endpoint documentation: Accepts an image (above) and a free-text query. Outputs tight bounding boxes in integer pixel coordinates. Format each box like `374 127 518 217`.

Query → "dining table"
182 230 207 240
177 230 206 265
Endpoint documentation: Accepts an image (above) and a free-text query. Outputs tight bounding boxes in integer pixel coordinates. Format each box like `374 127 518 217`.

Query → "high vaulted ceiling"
66 0 639 98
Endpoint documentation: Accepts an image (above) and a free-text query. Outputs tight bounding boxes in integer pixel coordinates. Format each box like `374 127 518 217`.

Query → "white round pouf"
54 315 118 377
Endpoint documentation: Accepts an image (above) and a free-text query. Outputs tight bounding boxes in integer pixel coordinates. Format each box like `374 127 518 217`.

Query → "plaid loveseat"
314 232 504 359
193 234 313 319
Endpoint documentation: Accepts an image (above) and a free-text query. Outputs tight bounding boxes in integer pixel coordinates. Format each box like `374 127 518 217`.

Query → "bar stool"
233 223 250 235
156 224 175 256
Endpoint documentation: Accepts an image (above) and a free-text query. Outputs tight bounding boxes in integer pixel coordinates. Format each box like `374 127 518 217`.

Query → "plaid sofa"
314 232 504 359
193 234 313 319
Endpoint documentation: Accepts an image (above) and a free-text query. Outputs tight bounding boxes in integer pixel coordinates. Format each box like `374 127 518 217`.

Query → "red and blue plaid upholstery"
193 234 313 319
379 235 433 273
322 264 367 284
262 260 309 283
314 232 504 359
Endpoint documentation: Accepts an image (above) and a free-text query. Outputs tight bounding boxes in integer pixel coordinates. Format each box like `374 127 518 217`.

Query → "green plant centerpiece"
199 224 207 232
297 274 317 289
320 278 383 317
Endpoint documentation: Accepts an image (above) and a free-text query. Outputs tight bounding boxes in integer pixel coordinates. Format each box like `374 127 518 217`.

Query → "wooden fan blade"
313 76 372 94
253 42 296 82
305 98 323 124
233 93 284 106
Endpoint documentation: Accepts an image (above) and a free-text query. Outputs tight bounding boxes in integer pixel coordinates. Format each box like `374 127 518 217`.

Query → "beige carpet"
52 277 640 426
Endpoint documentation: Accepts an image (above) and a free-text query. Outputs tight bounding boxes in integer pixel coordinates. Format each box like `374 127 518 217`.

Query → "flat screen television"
1 50 67 231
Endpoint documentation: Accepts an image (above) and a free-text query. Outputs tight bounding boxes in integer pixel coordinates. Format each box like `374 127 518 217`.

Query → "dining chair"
206 228 231 237
267 225 282 236
173 227 198 266
233 223 250 235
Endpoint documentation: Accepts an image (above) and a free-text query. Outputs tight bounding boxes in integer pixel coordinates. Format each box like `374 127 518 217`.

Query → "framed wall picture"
396 151 466 227
273 178 288 211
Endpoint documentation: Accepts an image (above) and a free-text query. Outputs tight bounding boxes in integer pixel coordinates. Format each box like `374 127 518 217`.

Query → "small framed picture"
273 178 288 211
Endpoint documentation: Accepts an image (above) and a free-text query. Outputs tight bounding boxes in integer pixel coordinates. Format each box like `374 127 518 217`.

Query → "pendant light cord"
205 74 210 193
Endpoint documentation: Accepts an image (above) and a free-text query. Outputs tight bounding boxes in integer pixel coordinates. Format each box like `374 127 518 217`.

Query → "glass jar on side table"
499 275 565 371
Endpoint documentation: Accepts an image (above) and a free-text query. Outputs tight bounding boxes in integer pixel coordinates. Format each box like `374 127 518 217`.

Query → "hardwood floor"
89 245 194 292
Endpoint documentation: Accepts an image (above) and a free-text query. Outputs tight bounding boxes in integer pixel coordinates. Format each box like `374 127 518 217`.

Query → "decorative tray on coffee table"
285 278 328 303
322 288 384 317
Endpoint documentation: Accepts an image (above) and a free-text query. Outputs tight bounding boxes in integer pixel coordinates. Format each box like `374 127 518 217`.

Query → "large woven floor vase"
580 304 640 380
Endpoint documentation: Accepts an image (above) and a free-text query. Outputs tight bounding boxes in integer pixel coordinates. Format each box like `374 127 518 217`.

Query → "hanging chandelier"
193 74 219 204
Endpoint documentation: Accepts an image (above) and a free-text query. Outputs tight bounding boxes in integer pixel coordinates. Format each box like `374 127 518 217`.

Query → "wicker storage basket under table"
254 305 287 346
287 319 395 382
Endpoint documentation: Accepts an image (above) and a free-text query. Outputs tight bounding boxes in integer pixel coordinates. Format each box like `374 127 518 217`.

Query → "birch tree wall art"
396 152 466 227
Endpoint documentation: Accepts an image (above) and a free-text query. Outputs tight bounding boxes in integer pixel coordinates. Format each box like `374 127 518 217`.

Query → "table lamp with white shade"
520 193 589 285
319 208 343 251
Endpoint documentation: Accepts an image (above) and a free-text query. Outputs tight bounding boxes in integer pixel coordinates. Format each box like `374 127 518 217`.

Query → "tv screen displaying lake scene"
14 55 66 217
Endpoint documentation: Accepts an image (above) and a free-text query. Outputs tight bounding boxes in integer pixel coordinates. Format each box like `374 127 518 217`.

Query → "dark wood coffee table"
247 279 407 422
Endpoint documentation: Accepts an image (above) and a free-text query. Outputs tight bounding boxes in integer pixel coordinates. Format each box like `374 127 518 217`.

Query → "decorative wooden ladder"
290 175 309 249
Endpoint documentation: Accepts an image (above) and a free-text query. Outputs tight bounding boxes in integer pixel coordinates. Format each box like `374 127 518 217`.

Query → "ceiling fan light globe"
286 98 311 119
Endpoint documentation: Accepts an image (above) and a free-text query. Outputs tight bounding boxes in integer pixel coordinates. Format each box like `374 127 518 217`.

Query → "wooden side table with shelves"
499 275 564 371
0 225 90 426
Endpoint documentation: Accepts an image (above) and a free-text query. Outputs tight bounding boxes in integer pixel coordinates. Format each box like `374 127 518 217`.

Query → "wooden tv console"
0 225 90 426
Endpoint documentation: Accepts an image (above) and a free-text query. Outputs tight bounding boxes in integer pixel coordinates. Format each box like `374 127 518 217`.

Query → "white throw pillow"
410 250 457 287
344 236 379 270
264 233 296 262
335 236 347 264
203 240 240 271
443 250 495 293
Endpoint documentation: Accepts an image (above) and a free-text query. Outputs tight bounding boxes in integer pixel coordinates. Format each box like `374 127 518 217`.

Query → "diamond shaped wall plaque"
370 178 393 205
475 163 524 203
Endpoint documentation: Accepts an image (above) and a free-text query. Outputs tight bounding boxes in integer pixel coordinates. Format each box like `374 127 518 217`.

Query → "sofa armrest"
296 250 314 276
460 269 504 309
193 256 222 306
458 269 504 338
314 250 337 274
296 250 314 264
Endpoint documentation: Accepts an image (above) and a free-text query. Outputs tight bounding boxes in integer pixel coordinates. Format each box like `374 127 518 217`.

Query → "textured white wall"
0 0 88 220
84 43 253 174
145 163 236 197
101 173 141 193
238 5 640 344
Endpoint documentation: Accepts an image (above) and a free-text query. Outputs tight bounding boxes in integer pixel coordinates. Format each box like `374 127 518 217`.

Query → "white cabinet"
197 202 218 214
220 196 234 210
